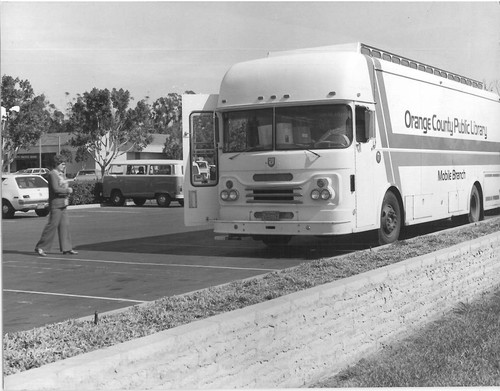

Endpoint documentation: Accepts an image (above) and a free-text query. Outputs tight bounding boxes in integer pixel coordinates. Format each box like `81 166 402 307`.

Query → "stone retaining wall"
6 231 500 390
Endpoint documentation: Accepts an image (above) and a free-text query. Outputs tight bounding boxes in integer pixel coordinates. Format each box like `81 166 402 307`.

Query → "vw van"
102 160 184 207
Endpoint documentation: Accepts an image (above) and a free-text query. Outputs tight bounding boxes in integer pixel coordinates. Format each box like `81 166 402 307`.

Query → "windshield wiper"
292 144 321 158
229 146 266 160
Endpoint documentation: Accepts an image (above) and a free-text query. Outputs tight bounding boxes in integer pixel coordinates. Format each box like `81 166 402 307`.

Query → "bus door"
354 105 377 228
182 94 219 226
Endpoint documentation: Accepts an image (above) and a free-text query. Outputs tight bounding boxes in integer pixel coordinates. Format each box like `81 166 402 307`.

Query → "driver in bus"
315 106 352 147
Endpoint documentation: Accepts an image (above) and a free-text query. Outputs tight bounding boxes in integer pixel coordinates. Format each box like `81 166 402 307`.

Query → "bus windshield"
222 104 352 153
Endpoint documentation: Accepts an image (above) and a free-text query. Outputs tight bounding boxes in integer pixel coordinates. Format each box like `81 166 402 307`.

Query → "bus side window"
355 106 375 143
355 106 368 143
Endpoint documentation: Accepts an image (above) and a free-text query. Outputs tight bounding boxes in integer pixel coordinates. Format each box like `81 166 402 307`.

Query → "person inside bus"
138 166 145 175
315 106 352 148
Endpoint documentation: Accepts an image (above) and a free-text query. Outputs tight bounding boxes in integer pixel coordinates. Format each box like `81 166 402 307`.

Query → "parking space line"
41 256 278 272
3 289 147 303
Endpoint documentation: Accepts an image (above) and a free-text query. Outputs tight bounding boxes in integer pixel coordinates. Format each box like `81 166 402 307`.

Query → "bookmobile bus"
102 159 184 207
182 43 500 246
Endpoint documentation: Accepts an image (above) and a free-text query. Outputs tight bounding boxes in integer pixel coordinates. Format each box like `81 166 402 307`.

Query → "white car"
2 174 50 218
16 167 50 181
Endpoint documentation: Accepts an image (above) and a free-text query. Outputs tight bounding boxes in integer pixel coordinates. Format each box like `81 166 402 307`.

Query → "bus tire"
378 191 402 245
133 198 146 206
156 193 171 207
468 185 482 223
110 190 125 206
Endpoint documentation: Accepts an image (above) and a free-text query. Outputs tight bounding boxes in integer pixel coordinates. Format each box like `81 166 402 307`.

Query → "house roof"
22 133 168 153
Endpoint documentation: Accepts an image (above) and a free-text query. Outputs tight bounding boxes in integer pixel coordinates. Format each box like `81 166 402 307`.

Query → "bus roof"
218 42 499 109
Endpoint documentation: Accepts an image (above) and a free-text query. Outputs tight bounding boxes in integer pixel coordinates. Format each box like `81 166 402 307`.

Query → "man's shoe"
63 250 78 255
35 248 47 257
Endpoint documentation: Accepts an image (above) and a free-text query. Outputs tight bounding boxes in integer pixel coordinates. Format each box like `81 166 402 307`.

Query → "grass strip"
314 287 500 387
4 217 500 376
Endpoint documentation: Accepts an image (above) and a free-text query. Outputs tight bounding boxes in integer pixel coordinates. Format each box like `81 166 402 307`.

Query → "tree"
67 88 154 177
1 75 52 171
152 91 195 159
162 133 182 160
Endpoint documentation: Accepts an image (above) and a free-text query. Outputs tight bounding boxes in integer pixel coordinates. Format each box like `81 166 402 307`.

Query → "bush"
69 182 103 205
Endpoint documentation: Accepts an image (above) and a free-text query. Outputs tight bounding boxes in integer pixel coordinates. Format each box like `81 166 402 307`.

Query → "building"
12 133 171 177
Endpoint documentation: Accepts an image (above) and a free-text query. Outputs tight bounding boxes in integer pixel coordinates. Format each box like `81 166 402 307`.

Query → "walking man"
35 155 78 256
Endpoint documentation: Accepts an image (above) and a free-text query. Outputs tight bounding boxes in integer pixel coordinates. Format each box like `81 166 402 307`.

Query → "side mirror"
364 109 375 140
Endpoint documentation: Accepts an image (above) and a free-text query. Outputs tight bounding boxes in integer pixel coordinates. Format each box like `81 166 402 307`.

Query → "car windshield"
15 176 47 188
222 105 352 153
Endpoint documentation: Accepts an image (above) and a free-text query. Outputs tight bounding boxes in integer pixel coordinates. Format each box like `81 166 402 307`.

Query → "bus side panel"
182 94 219 227
373 59 500 224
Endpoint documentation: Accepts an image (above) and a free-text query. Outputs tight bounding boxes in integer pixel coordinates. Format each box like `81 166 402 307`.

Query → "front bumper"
14 200 49 212
214 218 353 237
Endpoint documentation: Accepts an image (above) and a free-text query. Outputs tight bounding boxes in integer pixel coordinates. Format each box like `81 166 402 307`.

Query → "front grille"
253 173 293 182
246 187 303 204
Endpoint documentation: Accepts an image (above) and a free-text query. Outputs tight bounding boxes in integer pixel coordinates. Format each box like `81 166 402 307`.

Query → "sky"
1 1 499 113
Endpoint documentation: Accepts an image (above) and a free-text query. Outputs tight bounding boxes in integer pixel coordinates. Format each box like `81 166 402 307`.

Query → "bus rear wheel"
378 191 402 245
156 193 171 207
468 185 482 223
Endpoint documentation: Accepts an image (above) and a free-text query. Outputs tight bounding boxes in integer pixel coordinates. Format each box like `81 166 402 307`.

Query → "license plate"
262 211 280 221
36 204 45 209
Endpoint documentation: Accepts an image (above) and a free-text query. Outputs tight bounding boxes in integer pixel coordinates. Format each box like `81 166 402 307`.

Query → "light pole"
1 105 20 172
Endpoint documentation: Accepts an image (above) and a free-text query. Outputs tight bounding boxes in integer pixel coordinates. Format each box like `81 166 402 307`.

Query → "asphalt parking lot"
5 204 496 334
2 204 368 334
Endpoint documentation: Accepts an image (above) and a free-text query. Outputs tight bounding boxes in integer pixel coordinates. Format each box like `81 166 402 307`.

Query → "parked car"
2 174 50 218
16 168 50 181
73 169 102 182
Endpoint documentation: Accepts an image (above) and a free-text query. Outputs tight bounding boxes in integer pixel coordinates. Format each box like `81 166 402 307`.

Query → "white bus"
103 159 184 207
183 43 500 246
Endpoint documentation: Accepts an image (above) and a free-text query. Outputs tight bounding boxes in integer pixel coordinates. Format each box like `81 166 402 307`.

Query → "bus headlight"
220 188 239 201
311 187 334 201
228 189 239 201
320 189 332 200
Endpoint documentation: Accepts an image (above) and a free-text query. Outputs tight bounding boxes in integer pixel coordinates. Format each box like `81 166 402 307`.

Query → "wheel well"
386 186 405 225
472 181 484 220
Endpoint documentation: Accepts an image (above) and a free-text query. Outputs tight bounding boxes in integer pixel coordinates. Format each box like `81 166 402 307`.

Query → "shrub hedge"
68 182 104 205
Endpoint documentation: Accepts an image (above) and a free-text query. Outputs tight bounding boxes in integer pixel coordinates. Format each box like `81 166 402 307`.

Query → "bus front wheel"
156 193 171 207
378 191 402 245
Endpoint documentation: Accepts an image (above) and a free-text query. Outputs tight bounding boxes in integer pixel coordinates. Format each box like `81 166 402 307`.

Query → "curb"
67 203 104 210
